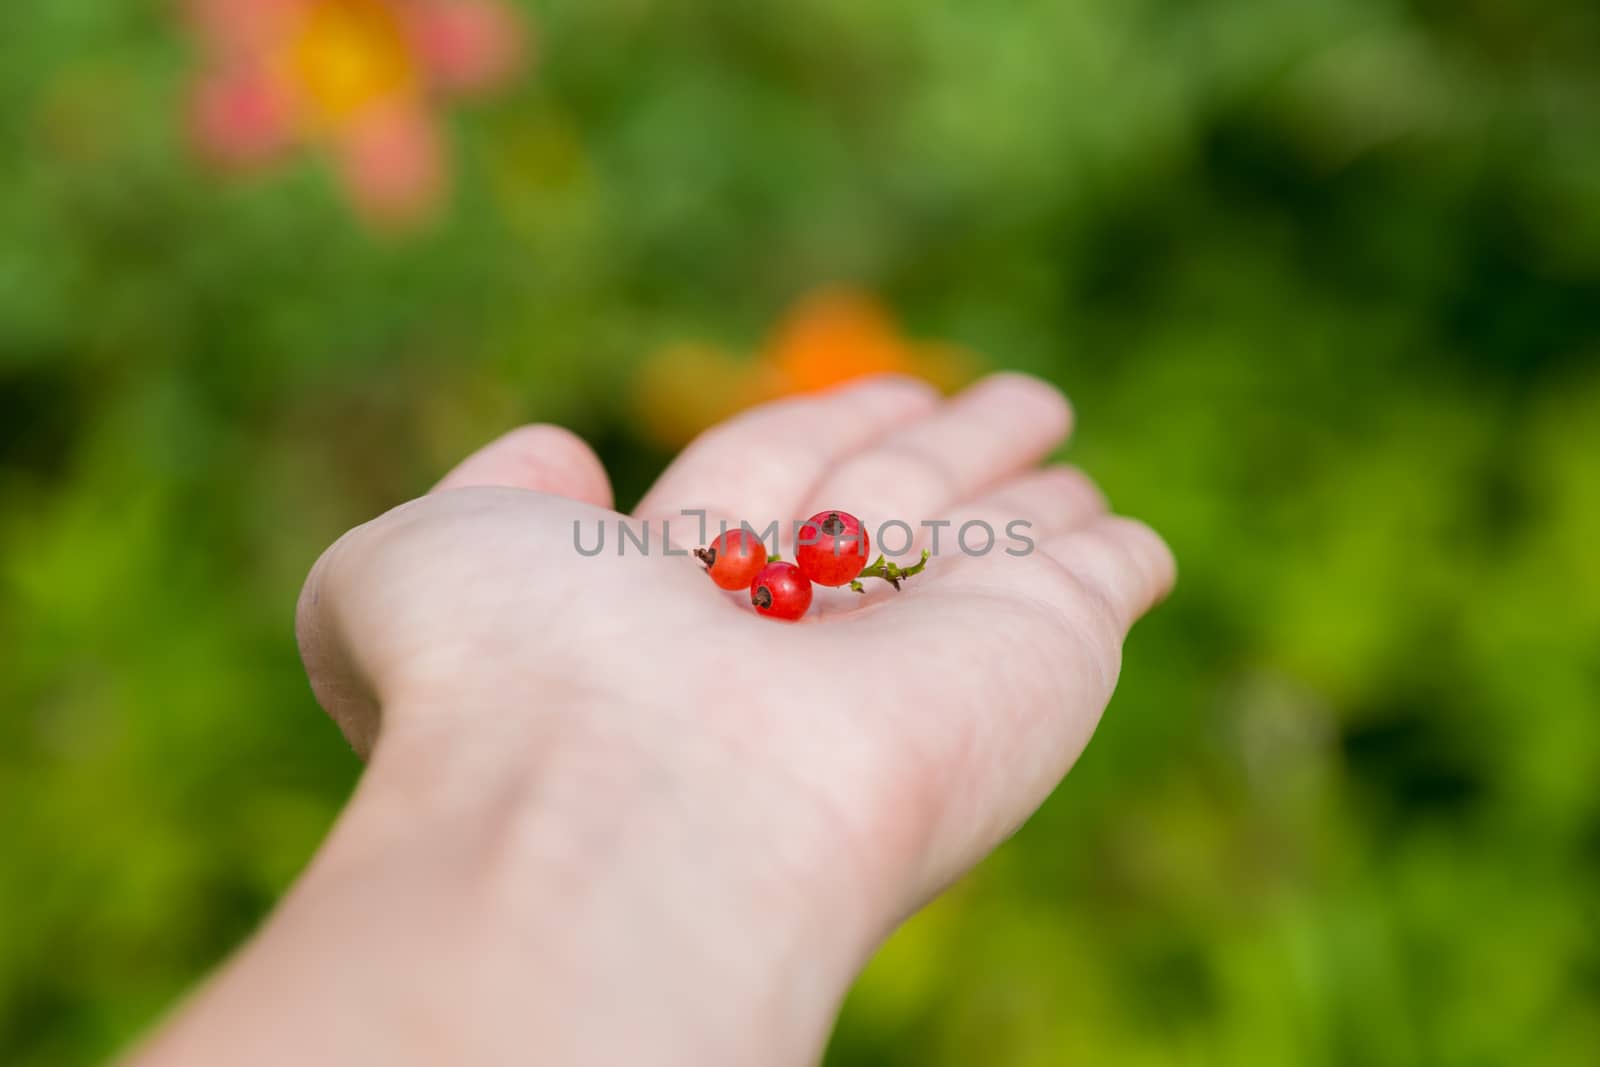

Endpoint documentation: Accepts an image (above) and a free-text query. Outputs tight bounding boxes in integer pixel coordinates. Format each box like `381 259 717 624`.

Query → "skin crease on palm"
127 372 1174 1067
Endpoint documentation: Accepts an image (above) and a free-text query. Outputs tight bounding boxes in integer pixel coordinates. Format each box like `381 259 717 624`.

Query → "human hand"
301 369 1172 901
133 373 1173 1067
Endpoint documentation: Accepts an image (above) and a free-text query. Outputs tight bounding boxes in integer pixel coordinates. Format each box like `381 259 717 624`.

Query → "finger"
846 512 1173 899
1039 515 1177 631
633 374 940 525
800 373 1071 546
431 424 613 507
911 512 1175 639
913 465 1106 555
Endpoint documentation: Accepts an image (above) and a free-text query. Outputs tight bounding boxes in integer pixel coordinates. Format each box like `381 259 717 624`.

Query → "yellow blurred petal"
632 343 757 447
907 341 983 393
290 0 417 130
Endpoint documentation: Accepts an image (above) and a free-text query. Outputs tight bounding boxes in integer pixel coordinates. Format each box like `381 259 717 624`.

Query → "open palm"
296 373 1174 923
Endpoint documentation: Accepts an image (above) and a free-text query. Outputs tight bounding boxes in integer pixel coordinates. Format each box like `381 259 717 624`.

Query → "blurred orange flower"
184 0 529 227
634 288 977 447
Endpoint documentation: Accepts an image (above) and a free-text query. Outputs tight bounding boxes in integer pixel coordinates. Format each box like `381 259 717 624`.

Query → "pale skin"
124 372 1174 1067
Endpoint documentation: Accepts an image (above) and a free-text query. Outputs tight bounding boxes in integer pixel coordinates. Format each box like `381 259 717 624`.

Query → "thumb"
430 424 613 507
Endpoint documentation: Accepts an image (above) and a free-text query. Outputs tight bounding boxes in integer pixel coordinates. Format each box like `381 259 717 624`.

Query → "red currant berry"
694 529 769 591
750 561 813 621
795 510 870 587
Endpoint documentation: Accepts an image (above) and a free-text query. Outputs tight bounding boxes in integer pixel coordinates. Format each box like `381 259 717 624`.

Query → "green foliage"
3 1 1598 1063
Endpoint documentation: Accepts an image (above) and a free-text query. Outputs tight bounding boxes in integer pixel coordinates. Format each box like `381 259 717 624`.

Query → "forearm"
124 704 879 1067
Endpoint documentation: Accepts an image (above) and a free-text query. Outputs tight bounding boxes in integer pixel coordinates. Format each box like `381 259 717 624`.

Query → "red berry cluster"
695 510 929 621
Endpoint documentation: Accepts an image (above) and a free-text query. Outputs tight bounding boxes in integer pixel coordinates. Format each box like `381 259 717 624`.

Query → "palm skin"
296 372 1175 925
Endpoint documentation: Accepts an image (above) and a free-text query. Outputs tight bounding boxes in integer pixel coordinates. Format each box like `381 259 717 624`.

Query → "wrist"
356 694 885 1065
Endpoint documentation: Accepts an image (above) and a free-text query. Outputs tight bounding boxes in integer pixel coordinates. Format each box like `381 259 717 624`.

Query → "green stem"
849 550 931 593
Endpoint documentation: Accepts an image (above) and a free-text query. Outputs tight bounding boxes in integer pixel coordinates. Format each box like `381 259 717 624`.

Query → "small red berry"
750 561 813 621
695 529 769 591
795 510 870 587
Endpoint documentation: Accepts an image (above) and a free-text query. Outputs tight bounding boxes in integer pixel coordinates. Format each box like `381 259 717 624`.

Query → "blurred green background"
3 1 1599 1064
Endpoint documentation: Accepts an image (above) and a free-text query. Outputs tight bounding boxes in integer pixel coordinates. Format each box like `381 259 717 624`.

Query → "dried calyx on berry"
750 561 811 620
695 529 769 591
795 509 871 587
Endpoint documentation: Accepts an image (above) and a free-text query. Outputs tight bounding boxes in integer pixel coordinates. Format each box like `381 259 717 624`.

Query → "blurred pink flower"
407 2 525 94
190 65 297 166
184 0 530 228
335 100 444 226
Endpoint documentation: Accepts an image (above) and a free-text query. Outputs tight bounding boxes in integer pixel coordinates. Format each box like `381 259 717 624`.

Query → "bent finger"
431 424 613 508
800 373 1072 542
634 375 940 528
